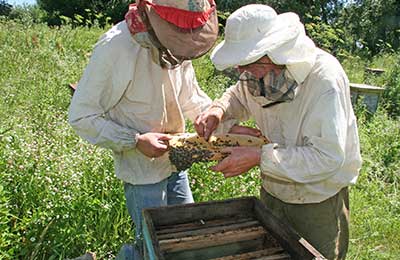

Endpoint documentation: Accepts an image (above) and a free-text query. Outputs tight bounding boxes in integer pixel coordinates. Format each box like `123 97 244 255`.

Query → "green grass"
1 19 399 259
0 19 131 259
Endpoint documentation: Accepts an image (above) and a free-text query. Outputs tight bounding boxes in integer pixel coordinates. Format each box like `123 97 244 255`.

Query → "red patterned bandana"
125 4 146 35
145 0 214 29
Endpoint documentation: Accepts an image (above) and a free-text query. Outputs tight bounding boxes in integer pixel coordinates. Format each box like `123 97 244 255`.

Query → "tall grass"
0 19 131 259
1 19 399 259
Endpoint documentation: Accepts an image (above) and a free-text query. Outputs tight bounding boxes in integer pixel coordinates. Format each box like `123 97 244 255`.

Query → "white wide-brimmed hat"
211 4 317 83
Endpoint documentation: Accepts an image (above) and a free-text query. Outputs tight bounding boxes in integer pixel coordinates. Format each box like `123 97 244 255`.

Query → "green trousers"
260 187 349 260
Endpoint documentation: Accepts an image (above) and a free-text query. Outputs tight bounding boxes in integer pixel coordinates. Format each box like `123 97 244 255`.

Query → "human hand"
210 147 261 178
194 106 224 140
228 124 262 137
136 133 172 158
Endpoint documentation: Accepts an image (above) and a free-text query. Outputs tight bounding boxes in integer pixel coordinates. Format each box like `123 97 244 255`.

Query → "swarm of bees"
168 133 269 171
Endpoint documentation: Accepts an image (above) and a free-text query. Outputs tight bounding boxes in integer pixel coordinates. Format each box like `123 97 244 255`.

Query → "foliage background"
0 1 400 259
36 0 130 26
216 0 400 56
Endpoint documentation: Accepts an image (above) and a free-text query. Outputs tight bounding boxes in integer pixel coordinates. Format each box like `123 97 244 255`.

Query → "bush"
304 14 350 57
381 55 400 118
356 108 400 184
0 0 12 16
216 0 266 13
37 0 130 26
7 5 48 24
215 1 352 57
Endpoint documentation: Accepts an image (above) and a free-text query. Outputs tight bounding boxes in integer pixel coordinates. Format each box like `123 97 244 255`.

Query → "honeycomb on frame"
168 133 270 171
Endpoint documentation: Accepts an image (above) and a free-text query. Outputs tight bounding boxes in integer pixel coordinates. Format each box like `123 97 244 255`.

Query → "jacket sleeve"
213 82 252 122
177 61 212 122
68 33 140 152
260 87 347 183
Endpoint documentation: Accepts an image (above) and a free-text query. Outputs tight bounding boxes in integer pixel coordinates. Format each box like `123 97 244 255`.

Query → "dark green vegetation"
1 2 400 259
217 0 400 57
36 0 130 26
3 0 400 56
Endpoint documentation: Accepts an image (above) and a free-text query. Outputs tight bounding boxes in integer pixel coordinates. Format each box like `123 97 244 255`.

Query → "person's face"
236 56 284 79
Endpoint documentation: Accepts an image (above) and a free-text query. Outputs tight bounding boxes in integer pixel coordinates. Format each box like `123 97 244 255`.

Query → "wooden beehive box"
142 197 326 260
350 83 384 113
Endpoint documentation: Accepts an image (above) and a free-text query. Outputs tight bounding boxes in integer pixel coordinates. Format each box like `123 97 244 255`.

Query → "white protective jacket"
214 49 362 203
68 21 211 185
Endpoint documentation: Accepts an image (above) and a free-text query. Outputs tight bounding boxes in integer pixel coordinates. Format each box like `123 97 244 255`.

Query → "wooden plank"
255 253 291 260
144 197 256 226
142 210 164 260
156 217 255 234
210 247 284 260
298 238 326 260
68 82 77 94
349 83 384 94
164 237 266 260
159 226 267 253
365 67 385 75
157 220 261 240
254 200 326 260
254 200 305 259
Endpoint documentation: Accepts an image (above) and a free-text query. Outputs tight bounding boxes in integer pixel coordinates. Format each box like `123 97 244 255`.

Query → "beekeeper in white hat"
195 4 362 260
68 1 219 259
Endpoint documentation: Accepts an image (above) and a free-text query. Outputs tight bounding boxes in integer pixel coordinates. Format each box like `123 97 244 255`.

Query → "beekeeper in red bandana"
68 1 218 258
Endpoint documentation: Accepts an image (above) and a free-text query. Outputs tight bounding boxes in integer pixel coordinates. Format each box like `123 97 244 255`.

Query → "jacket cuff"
260 143 280 173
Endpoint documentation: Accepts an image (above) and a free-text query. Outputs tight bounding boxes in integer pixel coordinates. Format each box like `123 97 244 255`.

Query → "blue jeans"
118 171 193 259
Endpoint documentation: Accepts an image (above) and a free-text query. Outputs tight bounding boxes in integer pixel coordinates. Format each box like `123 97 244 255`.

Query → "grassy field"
0 19 399 259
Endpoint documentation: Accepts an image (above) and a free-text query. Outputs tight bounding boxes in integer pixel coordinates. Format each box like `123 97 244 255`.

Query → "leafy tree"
216 0 400 56
216 0 350 55
304 14 349 57
0 0 12 16
271 0 346 24
337 0 400 56
37 0 130 26
216 0 346 24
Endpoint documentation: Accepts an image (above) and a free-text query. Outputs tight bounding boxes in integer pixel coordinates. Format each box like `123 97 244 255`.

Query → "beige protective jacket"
68 21 211 185
214 49 362 203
